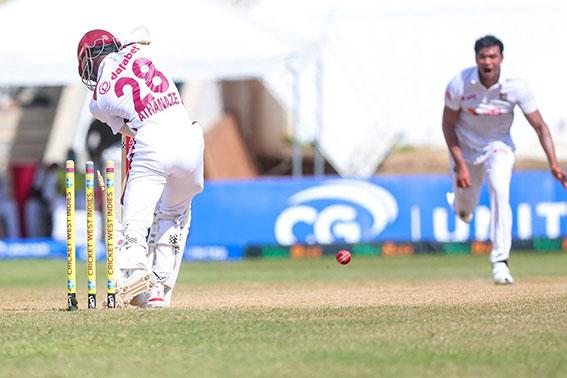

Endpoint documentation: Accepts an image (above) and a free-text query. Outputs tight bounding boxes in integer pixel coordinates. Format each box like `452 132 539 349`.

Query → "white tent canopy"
6 1 565 176
0 0 390 177
0 0 310 85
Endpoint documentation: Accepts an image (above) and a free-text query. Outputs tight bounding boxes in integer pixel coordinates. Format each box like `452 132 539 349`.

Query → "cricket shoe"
116 269 157 308
138 284 168 308
446 192 472 224
492 261 514 285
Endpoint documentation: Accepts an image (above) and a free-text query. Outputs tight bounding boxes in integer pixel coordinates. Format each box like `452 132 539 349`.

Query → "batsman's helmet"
77 29 121 90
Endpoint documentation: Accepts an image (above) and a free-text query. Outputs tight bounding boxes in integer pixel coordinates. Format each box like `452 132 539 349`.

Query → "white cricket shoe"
446 192 472 224
140 284 167 308
492 261 514 285
116 269 157 308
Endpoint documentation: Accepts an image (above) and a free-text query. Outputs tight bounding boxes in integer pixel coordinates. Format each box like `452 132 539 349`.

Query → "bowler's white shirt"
444 67 538 162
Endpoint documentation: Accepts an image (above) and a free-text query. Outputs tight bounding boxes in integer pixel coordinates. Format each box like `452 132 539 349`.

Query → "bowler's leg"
449 158 484 223
485 149 515 284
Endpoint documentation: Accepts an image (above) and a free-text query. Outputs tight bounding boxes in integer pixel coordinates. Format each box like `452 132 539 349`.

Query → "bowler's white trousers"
450 146 515 264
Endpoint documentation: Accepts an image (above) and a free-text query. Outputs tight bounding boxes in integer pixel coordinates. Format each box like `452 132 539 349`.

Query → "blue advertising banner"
2 171 566 260
189 171 567 246
0 239 243 261
0 238 67 259
184 245 243 261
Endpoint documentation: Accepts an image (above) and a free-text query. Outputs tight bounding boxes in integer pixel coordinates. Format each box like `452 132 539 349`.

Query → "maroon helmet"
77 29 121 90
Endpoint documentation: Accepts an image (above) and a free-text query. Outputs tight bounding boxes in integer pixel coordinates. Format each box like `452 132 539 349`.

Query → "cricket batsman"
77 27 204 307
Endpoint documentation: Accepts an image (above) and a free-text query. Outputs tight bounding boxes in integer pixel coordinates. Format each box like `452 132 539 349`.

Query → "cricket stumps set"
66 159 117 310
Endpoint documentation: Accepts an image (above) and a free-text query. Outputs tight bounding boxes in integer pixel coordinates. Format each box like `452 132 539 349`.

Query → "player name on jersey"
138 91 181 122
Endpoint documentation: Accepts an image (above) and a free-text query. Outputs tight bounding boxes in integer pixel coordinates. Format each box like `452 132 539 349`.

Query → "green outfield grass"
0 252 566 378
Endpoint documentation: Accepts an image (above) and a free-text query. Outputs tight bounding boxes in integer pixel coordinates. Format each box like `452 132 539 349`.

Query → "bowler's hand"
454 164 471 188
551 165 567 188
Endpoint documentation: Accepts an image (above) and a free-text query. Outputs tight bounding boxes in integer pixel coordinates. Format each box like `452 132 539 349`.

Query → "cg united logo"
274 180 398 245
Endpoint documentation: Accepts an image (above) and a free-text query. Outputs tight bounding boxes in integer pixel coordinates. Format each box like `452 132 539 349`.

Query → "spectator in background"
24 162 61 237
0 173 20 238
442 35 567 285
86 119 121 173
48 150 88 242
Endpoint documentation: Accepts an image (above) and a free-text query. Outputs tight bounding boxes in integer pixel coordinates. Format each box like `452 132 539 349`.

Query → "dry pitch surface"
1 256 566 378
2 277 566 311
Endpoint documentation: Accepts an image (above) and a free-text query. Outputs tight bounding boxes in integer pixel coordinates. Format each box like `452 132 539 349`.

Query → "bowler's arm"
524 110 567 188
442 106 471 188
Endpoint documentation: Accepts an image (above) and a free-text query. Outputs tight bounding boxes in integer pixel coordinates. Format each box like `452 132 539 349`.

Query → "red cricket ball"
336 249 351 265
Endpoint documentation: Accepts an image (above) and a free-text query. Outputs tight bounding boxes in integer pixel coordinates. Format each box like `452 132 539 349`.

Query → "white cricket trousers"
121 122 204 260
450 148 515 264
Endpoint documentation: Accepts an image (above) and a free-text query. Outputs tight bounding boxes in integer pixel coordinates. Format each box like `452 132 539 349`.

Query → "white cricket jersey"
89 43 190 137
444 67 538 162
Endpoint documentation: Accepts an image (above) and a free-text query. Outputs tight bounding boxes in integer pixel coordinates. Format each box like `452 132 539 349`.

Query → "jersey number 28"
114 58 170 113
